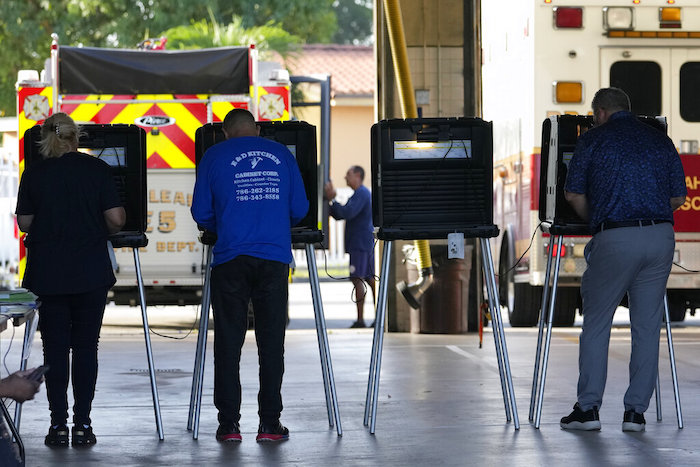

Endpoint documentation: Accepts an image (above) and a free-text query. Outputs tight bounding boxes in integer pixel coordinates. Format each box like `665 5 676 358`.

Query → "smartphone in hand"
27 365 49 382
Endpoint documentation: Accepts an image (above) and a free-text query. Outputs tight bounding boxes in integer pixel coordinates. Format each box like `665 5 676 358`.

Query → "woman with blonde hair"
15 112 125 447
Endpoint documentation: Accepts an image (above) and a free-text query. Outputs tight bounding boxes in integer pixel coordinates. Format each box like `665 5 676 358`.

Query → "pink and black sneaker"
216 422 242 442
256 420 289 442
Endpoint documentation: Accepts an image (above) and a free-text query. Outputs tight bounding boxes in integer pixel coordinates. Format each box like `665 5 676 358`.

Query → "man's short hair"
350 165 365 181
223 108 257 134
591 87 631 113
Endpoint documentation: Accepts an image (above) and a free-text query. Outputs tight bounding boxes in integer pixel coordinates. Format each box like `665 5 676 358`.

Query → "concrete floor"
4 280 700 467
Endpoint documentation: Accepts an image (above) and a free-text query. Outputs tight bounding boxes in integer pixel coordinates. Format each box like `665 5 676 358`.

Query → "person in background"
15 112 125 447
324 166 375 328
560 87 686 432
191 109 308 442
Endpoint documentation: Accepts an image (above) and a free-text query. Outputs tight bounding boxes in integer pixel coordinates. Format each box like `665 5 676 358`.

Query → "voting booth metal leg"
364 240 392 433
655 373 663 421
134 247 165 440
663 294 683 429
13 310 37 431
534 235 563 429
529 238 556 421
479 240 511 422
305 244 342 436
365 240 518 432
531 237 683 430
480 239 520 430
1 399 23 465
305 246 332 425
189 245 213 439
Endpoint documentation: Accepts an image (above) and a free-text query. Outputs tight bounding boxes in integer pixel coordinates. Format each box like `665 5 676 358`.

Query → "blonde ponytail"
39 112 82 159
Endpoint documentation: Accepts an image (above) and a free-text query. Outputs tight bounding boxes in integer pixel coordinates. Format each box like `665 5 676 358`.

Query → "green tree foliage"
163 15 301 59
332 0 373 45
0 0 371 115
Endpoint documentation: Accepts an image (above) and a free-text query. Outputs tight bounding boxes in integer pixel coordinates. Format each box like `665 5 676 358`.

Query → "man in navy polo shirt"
192 109 308 442
560 87 686 432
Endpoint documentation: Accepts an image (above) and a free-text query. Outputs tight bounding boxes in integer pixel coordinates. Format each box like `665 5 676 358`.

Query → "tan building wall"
329 104 374 188
292 101 374 190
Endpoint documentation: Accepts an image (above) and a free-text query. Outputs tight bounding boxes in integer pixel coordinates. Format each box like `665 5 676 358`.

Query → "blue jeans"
38 287 107 426
210 255 289 426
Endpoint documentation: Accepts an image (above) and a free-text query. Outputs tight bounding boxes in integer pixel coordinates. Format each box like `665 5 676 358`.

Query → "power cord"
672 262 700 273
147 246 207 340
1 325 17 410
316 239 379 305
496 221 544 279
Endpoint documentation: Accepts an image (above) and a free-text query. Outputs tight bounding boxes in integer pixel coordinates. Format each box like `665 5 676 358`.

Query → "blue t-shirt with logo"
565 111 686 232
191 136 308 267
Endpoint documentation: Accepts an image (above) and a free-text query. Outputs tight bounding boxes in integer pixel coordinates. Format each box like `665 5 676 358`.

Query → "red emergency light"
554 7 583 29
551 244 567 257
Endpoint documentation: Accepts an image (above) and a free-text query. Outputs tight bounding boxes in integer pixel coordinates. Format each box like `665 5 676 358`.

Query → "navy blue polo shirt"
565 111 686 233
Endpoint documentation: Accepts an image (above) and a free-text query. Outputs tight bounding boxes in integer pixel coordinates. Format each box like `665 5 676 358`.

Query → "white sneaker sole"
622 422 645 432
560 420 601 431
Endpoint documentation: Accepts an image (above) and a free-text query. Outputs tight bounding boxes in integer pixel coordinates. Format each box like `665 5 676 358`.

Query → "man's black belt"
594 219 671 234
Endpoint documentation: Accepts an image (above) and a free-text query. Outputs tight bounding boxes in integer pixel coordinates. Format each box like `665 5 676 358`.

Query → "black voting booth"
365 118 519 433
186 121 341 439
531 114 683 428
23 124 148 238
23 123 164 439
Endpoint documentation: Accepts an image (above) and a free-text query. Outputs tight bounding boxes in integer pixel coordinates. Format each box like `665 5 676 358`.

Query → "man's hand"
0 370 41 403
323 181 336 201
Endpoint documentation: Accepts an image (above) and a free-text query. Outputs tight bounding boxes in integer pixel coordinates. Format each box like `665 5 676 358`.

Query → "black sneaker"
560 402 601 431
622 409 646 432
72 425 97 447
350 320 366 328
216 422 242 442
256 420 289 442
44 425 69 447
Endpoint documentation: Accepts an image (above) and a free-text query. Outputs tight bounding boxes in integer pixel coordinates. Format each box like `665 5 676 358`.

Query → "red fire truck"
16 35 291 304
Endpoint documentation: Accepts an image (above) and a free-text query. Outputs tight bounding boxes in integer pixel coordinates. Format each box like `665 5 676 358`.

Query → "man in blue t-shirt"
560 88 686 433
191 109 308 443
324 166 375 328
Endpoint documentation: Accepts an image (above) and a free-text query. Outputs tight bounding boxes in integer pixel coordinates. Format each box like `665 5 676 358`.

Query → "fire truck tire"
666 292 687 322
552 287 578 327
509 283 541 327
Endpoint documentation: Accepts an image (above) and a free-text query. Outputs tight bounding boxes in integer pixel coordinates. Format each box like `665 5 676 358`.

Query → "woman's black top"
15 151 122 296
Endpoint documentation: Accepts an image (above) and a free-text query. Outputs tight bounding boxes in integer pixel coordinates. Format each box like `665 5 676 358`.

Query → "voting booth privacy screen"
194 121 322 244
371 117 497 240
539 114 668 230
23 123 147 236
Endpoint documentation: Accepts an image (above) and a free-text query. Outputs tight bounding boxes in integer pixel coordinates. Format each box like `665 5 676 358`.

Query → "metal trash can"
419 244 471 334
